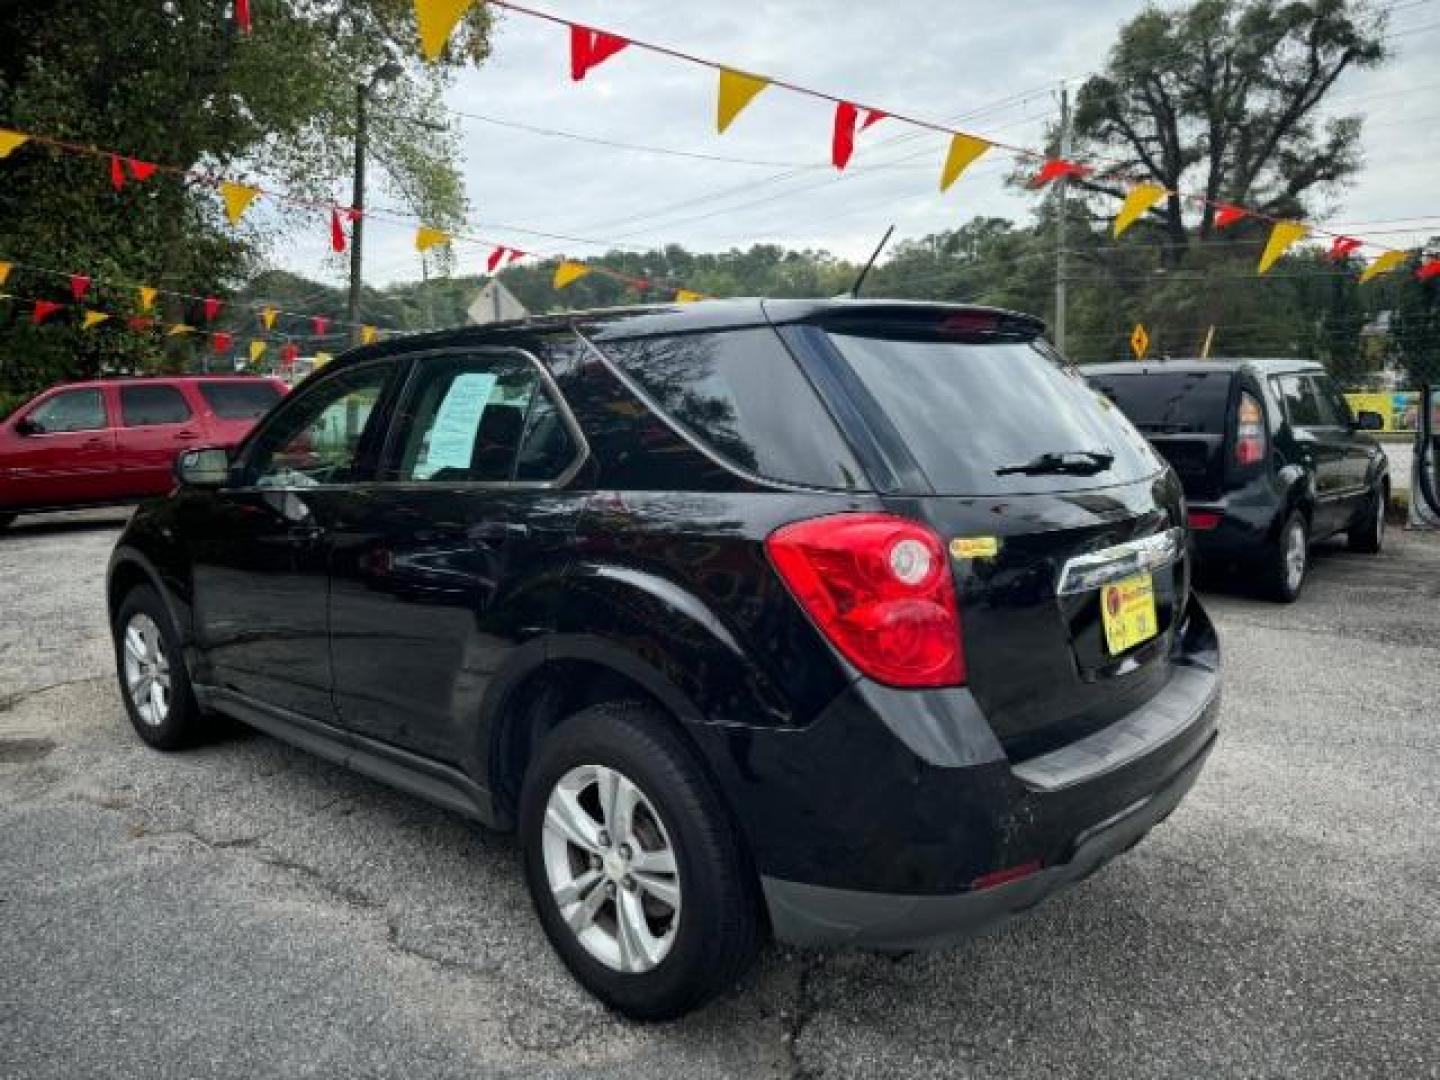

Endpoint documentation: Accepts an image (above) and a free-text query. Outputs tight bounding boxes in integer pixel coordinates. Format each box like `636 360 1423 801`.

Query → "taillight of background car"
765 513 965 688
1234 391 1266 467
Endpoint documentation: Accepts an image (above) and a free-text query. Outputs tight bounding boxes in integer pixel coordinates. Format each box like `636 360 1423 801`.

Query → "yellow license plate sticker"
1101 573 1158 655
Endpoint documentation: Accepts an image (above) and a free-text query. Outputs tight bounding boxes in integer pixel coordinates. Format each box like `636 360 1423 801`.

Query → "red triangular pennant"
236 0 252 34
69 275 91 301
311 316 329 336
32 299 62 325
330 209 347 253
281 343 300 368
127 316 154 331
110 155 126 191
203 296 223 322
127 159 157 183
1418 259 1440 282
212 332 233 354
1031 158 1091 187
1327 236 1362 261
506 248 525 265
1214 204 1247 230
487 246 506 273
570 24 629 81
831 102 886 170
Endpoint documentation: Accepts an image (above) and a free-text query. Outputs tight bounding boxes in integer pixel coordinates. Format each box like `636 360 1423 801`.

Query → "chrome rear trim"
1056 527 1184 596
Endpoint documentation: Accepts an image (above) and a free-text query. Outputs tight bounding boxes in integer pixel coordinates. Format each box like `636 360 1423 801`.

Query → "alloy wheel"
123 613 172 727
541 764 681 974
1285 520 1307 593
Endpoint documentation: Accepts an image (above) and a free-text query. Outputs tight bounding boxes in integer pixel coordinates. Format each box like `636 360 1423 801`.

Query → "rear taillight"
1188 509 1223 531
1234 391 1266 467
765 513 965 688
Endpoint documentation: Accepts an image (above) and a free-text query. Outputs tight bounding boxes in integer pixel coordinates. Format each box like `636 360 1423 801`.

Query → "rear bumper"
762 726 1215 949
1188 494 1278 562
726 600 1221 948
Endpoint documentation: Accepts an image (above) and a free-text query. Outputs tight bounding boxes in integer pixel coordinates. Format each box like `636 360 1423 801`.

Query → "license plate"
1101 573 1158 655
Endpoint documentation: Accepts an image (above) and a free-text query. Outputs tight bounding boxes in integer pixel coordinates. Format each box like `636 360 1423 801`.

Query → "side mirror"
174 447 230 488
13 417 42 436
1355 410 1384 432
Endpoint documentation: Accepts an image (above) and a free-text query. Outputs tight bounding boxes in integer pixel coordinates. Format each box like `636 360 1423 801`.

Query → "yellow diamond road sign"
1131 323 1150 360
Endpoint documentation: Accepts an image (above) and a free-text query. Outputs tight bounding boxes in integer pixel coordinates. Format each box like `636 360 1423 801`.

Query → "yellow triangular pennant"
674 289 704 304
415 0 475 62
0 261 11 285
939 133 990 193
313 352 333 367
167 323 195 336
82 310 109 330
1359 249 1408 284
261 305 278 330
0 129 28 159
1257 221 1308 275
221 181 261 226
415 225 450 252
1114 183 1169 238
553 260 590 289
361 325 378 345
717 69 771 134
249 340 267 363
138 286 158 311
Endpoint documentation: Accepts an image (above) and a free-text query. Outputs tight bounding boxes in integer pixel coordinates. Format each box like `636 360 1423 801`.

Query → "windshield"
1086 370 1233 434
828 334 1160 495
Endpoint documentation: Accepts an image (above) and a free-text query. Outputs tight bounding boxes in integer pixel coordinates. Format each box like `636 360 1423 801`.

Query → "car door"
181 359 400 722
1313 374 1377 514
326 345 590 766
1 386 119 507
115 382 203 497
1272 373 1348 537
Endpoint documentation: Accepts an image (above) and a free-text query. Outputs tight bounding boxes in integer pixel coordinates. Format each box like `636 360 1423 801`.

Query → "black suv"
108 300 1220 1019
1085 359 1389 602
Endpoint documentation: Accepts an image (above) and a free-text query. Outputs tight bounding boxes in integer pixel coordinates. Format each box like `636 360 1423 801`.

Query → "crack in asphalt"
783 952 826 1079
0 674 108 714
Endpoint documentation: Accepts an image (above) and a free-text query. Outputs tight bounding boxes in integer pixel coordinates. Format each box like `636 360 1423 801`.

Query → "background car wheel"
1347 483 1387 554
1261 510 1309 603
519 701 762 1021
113 584 204 750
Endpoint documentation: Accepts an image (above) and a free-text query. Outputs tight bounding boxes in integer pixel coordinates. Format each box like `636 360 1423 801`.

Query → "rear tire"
1260 510 1309 603
1347 482 1387 554
113 584 205 750
518 701 762 1021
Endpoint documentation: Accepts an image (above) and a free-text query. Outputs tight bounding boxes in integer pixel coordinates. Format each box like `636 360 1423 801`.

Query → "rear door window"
1274 375 1327 428
828 334 1159 495
120 384 192 426
598 328 865 490
199 380 282 420
1086 371 1232 434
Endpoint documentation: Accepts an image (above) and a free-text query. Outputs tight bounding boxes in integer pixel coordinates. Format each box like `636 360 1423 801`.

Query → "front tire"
113 584 204 750
1347 482 1387 554
1260 510 1309 603
518 701 762 1021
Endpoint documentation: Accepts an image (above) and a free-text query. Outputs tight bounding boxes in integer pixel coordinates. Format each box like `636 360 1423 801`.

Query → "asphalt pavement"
1 508 1437 1079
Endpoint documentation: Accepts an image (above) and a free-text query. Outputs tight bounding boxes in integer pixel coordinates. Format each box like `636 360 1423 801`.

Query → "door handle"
174 430 200 441
469 521 531 542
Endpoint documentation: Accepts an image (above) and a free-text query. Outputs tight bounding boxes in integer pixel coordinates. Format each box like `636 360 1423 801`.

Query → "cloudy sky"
280 0 1440 288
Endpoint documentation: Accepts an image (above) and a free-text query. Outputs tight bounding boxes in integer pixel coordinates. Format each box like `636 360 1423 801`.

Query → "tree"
1069 0 1387 266
0 0 491 402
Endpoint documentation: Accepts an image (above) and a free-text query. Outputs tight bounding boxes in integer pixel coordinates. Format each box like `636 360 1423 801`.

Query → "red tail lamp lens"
1188 510 1224 531
766 513 965 688
972 860 1042 891
1235 392 1267 467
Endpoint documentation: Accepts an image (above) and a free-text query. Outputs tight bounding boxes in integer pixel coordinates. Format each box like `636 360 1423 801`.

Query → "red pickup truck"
0 375 287 528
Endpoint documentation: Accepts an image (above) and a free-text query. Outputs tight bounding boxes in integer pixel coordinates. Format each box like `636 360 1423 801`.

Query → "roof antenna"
848 224 895 298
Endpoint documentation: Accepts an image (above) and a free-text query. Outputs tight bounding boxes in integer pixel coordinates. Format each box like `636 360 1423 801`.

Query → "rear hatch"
785 307 1188 759
1085 368 1235 502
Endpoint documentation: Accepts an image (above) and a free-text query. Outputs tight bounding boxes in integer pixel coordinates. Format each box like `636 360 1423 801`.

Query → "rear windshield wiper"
995 450 1115 476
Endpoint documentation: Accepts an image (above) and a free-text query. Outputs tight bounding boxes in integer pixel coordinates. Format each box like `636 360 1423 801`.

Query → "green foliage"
0 0 490 399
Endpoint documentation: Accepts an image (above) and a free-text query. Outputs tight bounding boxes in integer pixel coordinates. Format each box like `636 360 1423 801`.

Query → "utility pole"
1055 82 1072 354
347 61 403 346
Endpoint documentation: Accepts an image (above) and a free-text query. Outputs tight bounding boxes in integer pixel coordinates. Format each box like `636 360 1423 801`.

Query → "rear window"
599 328 865 490
199 380 282 420
829 335 1160 496
1086 371 1233 434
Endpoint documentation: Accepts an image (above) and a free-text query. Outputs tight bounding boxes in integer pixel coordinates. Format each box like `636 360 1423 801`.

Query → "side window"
246 363 392 488
120 384 192 427
1312 375 1352 427
28 389 107 433
1273 375 1324 428
389 353 575 484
